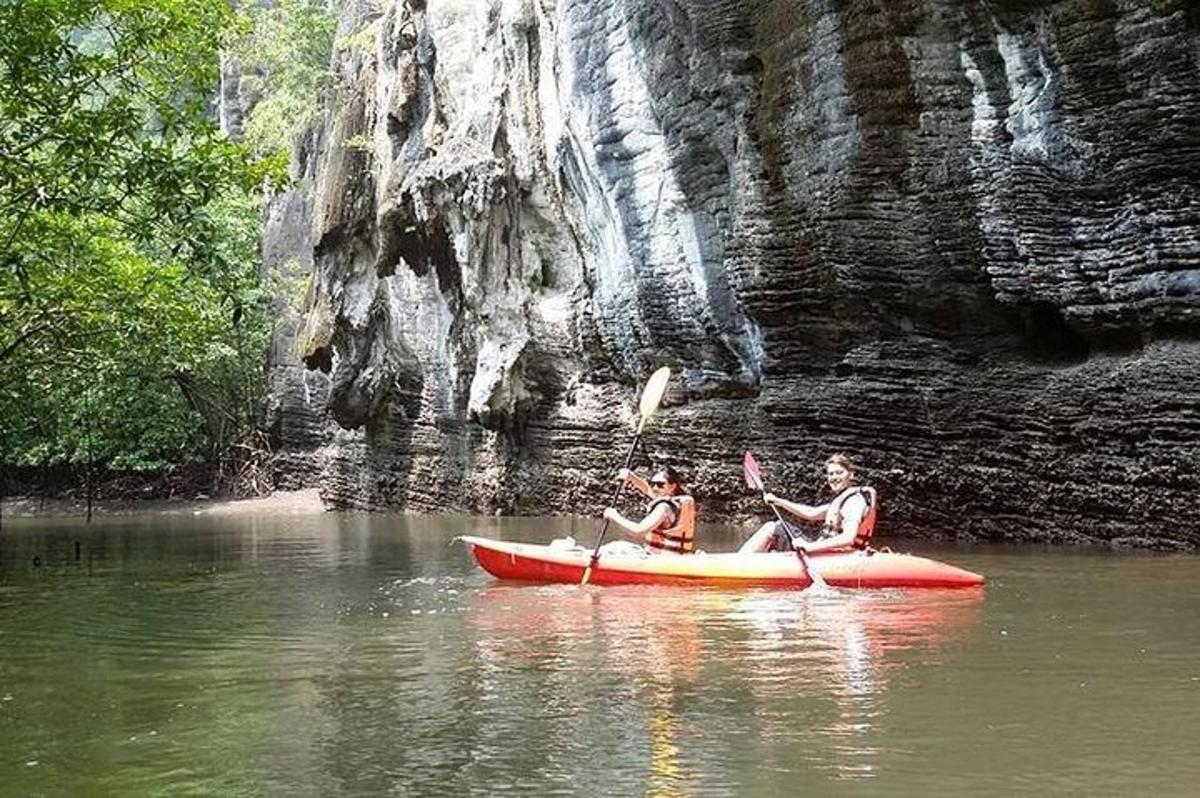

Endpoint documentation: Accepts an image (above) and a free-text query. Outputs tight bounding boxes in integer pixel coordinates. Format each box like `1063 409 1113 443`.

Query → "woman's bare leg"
738 522 779 553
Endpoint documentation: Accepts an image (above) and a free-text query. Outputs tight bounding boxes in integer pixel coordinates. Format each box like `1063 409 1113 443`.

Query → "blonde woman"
739 454 877 554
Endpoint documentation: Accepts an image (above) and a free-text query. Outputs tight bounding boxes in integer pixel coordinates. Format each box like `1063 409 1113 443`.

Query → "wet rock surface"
265 0 1200 547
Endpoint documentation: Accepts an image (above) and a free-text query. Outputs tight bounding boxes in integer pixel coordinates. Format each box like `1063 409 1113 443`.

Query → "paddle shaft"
581 433 643 582
760 488 824 585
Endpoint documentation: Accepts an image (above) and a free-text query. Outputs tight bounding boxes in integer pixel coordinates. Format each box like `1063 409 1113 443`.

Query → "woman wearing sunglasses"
602 465 697 554
738 453 877 554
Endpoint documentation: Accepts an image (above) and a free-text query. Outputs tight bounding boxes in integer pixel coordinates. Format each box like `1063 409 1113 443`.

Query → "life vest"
823 486 877 550
644 496 696 554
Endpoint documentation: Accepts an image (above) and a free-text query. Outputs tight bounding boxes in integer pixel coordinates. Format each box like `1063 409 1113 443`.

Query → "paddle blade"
635 366 671 433
743 451 764 492
797 548 830 592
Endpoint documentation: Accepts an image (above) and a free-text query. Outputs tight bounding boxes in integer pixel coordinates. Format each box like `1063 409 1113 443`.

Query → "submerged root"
214 433 276 499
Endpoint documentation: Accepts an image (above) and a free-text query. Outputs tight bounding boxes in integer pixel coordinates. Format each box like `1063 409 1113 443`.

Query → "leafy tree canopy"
0 0 282 476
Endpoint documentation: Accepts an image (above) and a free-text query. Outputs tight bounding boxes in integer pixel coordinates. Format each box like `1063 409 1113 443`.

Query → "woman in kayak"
738 453 877 554
602 465 697 554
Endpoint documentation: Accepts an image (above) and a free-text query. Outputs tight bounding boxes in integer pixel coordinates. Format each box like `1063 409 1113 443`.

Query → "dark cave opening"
379 214 461 298
304 345 333 374
1021 302 1091 361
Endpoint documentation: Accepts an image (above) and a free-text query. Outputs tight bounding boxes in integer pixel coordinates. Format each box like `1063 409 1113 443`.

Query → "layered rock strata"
267 0 1200 548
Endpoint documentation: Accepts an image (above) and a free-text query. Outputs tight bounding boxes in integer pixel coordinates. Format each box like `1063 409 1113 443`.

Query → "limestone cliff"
266 0 1200 548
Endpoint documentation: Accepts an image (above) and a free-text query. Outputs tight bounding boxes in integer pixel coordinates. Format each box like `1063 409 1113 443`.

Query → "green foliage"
0 1 272 247
343 133 373 152
0 210 256 470
229 0 337 161
335 17 381 57
0 0 274 476
266 258 313 314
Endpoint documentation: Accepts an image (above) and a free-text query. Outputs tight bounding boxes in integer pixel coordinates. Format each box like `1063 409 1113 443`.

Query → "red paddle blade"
742 451 764 492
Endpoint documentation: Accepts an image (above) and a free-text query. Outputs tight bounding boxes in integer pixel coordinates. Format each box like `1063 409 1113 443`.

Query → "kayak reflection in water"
602 465 697 555
465 584 708 795
726 587 983 778
739 453 878 555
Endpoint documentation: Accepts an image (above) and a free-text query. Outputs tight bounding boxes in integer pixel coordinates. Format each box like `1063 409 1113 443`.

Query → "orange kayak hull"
460 536 985 589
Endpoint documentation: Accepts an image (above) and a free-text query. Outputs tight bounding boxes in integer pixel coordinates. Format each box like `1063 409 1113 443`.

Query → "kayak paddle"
580 366 672 585
742 451 827 590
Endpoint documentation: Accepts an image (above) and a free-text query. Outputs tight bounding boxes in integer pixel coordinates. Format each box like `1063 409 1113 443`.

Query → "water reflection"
467 584 982 790
467 585 703 796
590 590 703 798
723 588 983 781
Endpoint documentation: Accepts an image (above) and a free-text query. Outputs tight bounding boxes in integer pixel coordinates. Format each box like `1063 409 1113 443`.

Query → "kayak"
459 536 985 589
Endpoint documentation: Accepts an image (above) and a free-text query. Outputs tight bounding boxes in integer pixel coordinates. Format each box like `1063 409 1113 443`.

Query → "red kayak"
460 536 985 589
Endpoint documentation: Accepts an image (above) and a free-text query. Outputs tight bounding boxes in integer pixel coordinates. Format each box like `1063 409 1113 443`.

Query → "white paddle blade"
636 367 671 430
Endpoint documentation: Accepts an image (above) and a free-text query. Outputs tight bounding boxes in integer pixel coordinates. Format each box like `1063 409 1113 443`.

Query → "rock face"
262 130 334 489
266 0 1200 548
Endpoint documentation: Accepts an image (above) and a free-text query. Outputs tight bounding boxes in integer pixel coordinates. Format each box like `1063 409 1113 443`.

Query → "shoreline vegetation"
0 2 337 515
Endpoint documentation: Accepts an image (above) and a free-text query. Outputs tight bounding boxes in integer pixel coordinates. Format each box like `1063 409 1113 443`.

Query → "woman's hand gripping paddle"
742 451 827 590
580 367 672 585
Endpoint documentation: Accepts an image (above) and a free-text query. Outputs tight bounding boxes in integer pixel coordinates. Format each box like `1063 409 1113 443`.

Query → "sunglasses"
649 479 669 487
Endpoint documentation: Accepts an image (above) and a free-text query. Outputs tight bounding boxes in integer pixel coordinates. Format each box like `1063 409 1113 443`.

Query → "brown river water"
0 510 1196 796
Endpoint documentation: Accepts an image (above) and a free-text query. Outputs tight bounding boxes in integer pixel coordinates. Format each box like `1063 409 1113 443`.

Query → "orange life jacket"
644 496 696 554
823 486 878 550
